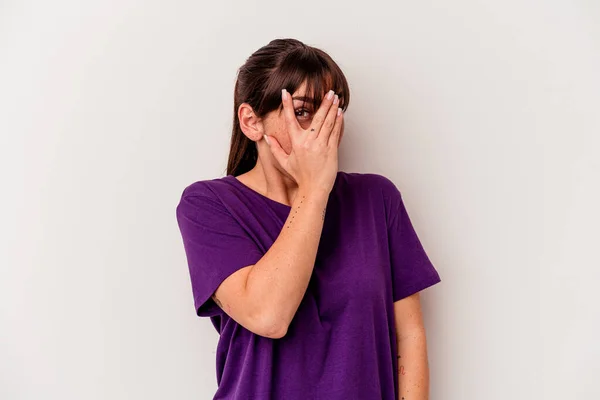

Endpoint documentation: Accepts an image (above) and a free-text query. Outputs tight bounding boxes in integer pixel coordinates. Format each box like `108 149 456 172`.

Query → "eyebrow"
291 96 314 102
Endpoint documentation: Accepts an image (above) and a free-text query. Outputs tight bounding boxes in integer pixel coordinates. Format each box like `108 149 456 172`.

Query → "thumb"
264 134 287 165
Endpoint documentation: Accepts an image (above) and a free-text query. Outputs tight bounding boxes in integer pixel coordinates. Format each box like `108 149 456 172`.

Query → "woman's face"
261 80 345 154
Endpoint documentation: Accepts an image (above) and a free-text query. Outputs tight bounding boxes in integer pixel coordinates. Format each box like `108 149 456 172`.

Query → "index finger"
281 89 301 133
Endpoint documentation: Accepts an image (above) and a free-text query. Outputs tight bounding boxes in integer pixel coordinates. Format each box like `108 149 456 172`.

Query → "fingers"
308 90 337 137
317 94 340 144
328 107 343 148
281 89 301 136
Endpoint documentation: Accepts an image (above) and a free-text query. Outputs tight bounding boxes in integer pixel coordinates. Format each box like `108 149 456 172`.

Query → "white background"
1 1 599 399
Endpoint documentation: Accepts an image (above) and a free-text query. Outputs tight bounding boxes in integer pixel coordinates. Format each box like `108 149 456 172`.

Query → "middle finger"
317 94 340 144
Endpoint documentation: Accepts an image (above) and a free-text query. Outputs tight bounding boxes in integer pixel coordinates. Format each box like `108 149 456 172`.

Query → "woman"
176 38 441 400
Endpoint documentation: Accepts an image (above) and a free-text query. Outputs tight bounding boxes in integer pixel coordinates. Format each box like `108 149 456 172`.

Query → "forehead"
292 81 321 98
291 80 330 104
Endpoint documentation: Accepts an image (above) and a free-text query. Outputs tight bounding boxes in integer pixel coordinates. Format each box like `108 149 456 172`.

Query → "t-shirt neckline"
225 174 293 210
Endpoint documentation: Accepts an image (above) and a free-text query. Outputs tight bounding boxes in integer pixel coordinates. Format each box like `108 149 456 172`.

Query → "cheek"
266 119 293 150
264 118 285 138
297 120 312 130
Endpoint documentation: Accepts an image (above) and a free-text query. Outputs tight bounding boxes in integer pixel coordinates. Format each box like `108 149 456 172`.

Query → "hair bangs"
262 48 349 116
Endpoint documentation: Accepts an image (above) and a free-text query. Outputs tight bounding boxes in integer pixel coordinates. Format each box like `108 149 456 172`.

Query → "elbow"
260 323 288 339
253 310 289 339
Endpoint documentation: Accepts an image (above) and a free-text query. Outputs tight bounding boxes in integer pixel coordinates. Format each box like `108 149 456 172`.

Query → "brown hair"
226 38 350 176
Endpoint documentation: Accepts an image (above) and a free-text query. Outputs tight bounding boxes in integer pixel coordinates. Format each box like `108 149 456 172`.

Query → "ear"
238 103 264 142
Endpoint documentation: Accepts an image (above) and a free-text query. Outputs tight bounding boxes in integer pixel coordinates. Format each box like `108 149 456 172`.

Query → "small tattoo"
321 208 326 220
287 196 305 228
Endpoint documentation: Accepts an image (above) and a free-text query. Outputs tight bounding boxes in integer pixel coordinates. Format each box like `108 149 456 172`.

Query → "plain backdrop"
1 1 599 399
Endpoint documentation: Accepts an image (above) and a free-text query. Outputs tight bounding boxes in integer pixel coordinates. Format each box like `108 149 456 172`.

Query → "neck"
242 153 299 207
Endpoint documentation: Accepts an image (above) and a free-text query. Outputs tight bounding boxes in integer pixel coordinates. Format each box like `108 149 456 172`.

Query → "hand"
264 89 343 194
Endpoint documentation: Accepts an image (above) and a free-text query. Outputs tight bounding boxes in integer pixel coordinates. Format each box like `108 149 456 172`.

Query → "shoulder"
176 176 236 218
178 176 233 199
335 171 403 225
337 171 402 200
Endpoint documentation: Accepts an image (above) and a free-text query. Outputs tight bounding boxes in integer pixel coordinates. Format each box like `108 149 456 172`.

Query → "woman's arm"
212 187 329 339
394 293 431 400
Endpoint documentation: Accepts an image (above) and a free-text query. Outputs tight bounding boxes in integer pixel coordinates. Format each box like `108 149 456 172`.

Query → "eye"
295 108 312 120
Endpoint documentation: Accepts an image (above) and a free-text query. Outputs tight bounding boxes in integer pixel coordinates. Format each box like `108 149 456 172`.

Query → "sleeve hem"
393 271 441 302
193 250 263 318
195 291 221 317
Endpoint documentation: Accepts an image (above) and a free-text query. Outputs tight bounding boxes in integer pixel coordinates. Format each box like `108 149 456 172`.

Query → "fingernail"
337 107 342 116
327 90 334 100
281 89 287 100
263 134 270 145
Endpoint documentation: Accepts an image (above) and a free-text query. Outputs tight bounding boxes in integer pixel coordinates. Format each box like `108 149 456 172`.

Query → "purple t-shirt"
175 171 441 399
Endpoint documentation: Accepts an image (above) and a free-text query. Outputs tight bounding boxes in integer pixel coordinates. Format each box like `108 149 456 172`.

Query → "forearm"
397 328 430 400
245 187 329 332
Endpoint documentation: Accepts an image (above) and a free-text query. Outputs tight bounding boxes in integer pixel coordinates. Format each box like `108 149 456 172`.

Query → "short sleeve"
384 179 441 302
175 183 264 317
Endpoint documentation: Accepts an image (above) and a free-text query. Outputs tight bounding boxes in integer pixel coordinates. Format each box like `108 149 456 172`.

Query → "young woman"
176 38 441 400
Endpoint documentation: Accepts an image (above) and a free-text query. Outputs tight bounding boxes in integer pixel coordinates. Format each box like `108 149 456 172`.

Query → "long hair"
226 38 350 176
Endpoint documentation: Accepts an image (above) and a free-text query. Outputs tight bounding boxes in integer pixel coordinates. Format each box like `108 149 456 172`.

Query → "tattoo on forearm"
398 355 406 375
287 196 305 228
322 208 326 220
398 355 408 399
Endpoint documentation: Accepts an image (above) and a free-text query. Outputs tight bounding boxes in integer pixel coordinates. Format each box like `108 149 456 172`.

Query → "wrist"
296 186 330 206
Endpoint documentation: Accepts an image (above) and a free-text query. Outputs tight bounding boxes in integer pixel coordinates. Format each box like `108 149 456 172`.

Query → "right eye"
295 108 312 120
